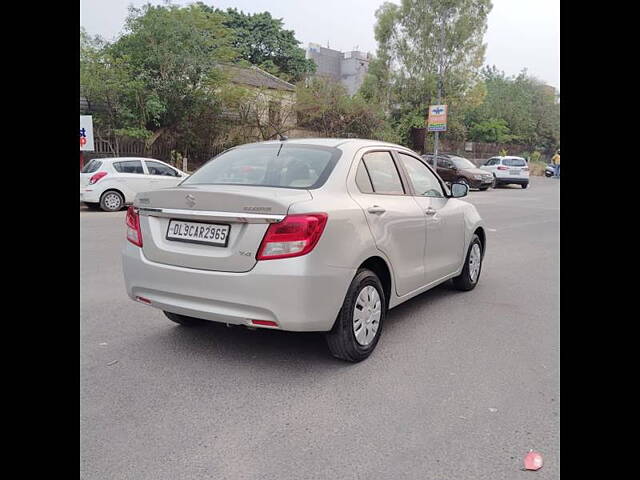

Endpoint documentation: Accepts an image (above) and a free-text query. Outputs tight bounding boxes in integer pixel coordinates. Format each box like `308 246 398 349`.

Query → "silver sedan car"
122 139 485 362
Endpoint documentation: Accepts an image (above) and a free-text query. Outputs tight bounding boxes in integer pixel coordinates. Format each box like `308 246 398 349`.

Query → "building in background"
306 43 371 96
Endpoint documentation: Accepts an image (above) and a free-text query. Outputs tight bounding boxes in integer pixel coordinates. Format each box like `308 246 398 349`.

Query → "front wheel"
456 178 470 190
325 269 386 362
452 234 483 291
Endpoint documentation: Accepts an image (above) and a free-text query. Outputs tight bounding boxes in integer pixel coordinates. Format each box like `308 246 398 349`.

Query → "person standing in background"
551 150 560 177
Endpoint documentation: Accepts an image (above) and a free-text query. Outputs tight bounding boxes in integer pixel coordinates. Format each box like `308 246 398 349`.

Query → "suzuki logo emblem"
185 194 196 207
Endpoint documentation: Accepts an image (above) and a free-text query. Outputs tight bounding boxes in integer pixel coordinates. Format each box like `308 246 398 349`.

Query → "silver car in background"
122 139 486 362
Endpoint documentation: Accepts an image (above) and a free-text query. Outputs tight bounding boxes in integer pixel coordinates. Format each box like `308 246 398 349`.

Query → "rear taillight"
497 165 509 170
522 166 529 171
89 171 108 184
256 213 328 260
126 206 143 247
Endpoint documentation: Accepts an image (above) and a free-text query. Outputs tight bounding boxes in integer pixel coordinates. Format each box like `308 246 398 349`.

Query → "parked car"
421 153 494 190
122 139 486 362
80 157 188 211
480 156 530 188
544 163 555 177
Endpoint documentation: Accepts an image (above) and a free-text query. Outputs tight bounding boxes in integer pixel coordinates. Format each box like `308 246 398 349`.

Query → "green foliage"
465 66 560 153
296 78 385 138
82 4 237 155
469 118 516 143
205 5 316 83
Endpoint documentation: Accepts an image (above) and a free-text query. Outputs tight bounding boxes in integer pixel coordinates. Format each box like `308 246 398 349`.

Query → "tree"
296 78 385 138
80 27 151 155
362 0 492 147
107 3 237 155
465 66 560 152
360 2 400 112
468 118 515 143
201 5 315 82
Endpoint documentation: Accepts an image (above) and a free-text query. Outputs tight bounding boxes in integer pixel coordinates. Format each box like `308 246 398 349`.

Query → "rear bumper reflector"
135 296 152 305
251 320 278 327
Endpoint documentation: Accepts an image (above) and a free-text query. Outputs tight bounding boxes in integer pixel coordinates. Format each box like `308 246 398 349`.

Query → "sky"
80 0 560 89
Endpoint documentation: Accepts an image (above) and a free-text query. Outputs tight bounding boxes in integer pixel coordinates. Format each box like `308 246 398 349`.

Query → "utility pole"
432 9 447 169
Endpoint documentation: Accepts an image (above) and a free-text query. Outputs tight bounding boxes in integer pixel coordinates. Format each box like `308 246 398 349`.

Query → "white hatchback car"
80 157 188 211
122 139 486 362
480 156 530 188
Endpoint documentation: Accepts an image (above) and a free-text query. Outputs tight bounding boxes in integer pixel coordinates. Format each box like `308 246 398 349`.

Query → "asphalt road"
80 177 559 480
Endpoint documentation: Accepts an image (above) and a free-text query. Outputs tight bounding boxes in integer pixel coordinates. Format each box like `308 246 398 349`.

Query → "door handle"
425 207 437 216
367 206 386 215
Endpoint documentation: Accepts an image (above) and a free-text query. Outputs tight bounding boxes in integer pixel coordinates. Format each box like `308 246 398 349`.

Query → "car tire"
521 183 529 189
325 269 386 362
452 234 483 291
456 178 470 190
100 190 124 212
163 311 207 326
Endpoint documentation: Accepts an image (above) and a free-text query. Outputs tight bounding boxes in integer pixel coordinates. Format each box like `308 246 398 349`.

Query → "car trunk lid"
135 185 312 272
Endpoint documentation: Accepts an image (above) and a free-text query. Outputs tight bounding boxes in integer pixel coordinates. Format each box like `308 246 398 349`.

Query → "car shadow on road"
141 280 463 369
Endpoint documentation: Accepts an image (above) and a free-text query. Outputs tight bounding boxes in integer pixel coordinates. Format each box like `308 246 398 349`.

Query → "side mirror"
450 182 468 198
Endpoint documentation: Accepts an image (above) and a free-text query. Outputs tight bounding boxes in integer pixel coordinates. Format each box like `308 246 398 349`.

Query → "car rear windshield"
450 156 477 169
182 144 342 189
503 158 526 167
81 160 102 173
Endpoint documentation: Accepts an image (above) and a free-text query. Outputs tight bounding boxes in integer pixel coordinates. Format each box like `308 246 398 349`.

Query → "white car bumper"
121 242 355 332
80 187 101 203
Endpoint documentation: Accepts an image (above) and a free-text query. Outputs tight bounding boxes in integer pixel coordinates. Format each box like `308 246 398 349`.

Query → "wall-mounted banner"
80 115 95 151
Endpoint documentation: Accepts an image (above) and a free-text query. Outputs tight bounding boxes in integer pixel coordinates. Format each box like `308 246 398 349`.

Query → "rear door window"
145 161 179 176
503 158 526 167
113 160 144 174
361 151 405 195
81 160 102 173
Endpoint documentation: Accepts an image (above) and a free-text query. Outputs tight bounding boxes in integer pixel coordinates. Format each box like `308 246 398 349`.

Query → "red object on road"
523 451 543 471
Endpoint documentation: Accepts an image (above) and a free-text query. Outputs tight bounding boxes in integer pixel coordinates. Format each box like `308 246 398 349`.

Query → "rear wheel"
521 183 529 189
100 190 124 212
325 269 386 362
452 234 483 291
163 311 206 326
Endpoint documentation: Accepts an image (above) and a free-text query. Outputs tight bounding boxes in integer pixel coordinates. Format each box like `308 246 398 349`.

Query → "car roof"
237 138 410 150
91 157 162 163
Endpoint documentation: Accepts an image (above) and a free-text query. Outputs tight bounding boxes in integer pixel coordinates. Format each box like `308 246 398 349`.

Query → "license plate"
509 169 520 175
166 220 230 246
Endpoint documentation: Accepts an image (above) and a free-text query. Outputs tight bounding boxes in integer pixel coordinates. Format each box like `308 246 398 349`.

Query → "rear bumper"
80 188 101 203
468 177 494 188
495 176 529 185
121 242 355 332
